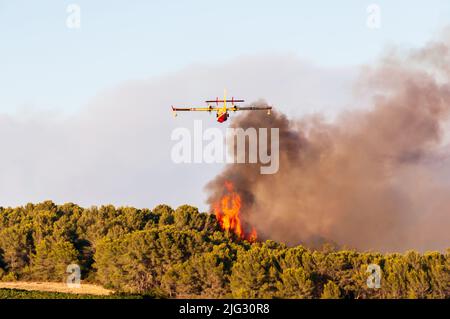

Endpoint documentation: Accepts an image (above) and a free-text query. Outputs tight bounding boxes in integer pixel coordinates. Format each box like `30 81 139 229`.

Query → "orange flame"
214 181 257 242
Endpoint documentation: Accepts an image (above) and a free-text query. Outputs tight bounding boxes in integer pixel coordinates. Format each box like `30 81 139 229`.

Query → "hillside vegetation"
0 201 448 298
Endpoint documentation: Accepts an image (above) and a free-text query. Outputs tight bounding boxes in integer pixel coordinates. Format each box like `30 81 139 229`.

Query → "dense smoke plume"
206 34 450 252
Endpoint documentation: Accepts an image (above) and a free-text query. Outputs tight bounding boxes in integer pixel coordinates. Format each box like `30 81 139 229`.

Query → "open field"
0 288 143 299
0 281 113 296
0 288 111 299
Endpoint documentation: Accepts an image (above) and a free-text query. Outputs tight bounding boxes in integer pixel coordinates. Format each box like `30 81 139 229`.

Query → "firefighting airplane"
171 90 272 123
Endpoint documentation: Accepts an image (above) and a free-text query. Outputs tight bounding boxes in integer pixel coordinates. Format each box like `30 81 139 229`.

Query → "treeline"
0 201 448 298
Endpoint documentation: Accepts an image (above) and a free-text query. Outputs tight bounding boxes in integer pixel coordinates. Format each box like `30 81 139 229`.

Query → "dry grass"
0 281 113 296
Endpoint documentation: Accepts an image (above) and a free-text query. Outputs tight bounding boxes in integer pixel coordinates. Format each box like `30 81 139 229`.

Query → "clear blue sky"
1 0 449 114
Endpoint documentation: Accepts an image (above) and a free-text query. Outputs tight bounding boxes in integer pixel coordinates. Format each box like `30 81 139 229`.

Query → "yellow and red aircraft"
171 90 272 123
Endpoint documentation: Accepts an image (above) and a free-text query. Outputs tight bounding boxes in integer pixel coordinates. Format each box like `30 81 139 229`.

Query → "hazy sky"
1 1 450 211
1 0 450 113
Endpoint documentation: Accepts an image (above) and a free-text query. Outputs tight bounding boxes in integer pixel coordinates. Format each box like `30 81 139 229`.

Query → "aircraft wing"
232 106 272 111
172 106 220 112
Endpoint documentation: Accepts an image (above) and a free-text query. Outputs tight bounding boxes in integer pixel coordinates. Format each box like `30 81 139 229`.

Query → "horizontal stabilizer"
205 99 245 103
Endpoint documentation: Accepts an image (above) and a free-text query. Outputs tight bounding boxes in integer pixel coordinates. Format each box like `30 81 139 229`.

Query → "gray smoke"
206 34 450 252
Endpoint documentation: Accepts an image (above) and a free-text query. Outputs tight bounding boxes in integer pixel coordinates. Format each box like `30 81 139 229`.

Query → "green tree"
154 204 175 226
321 281 341 299
30 238 79 281
162 243 235 298
0 225 32 274
230 242 282 298
277 268 314 298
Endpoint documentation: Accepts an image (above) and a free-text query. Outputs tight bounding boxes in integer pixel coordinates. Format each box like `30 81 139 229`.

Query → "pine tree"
321 281 341 299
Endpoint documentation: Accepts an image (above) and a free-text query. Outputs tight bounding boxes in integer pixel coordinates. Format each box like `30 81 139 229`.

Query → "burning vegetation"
213 181 257 242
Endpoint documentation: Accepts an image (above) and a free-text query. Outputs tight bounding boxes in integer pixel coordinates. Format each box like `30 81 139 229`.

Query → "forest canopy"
0 201 448 299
